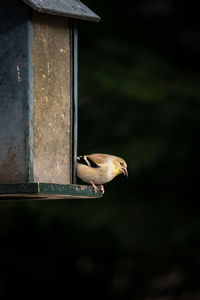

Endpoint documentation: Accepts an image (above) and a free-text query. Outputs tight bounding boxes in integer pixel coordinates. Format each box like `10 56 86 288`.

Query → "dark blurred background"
1 0 200 299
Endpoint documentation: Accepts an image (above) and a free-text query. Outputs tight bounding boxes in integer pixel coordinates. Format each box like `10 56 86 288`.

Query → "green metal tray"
0 183 102 200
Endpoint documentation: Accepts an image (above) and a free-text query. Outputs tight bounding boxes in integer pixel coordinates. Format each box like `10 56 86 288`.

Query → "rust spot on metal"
60 48 66 54
80 185 87 191
0 146 25 183
26 137 30 150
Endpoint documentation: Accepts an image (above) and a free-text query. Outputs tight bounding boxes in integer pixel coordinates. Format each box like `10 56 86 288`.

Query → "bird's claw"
99 184 105 194
90 181 104 194
90 181 99 194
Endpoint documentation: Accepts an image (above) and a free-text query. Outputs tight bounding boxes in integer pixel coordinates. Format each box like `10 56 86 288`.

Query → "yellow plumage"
77 153 128 194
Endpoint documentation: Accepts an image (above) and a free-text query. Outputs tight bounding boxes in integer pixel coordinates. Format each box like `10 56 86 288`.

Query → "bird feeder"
0 0 101 200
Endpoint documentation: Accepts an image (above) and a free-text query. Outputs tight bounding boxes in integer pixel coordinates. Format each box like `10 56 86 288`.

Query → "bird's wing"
87 154 110 166
77 155 101 168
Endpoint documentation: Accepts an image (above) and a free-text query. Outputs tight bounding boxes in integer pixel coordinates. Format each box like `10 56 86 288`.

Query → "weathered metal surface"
33 12 72 184
0 183 102 200
22 0 100 22
0 0 34 183
73 21 78 183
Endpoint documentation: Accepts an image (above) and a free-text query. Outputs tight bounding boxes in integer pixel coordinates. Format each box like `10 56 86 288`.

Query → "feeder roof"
22 0 101 22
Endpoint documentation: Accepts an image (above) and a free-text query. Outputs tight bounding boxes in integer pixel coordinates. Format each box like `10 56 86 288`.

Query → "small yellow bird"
77 153 128 194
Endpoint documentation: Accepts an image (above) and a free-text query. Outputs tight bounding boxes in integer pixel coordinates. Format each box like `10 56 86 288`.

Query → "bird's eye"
120 162 123 166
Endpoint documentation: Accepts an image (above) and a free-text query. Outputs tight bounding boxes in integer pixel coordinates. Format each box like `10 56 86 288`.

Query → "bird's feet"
89 181 104 194
89 180 99 193
99 184 105 194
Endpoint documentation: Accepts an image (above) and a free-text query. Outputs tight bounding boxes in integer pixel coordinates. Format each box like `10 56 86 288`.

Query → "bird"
77 153 128 194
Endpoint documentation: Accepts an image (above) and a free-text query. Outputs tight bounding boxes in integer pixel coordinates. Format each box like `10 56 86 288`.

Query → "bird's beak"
122 168 128 177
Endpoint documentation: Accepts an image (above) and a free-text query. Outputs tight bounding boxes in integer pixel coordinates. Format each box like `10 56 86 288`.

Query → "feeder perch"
0 0 101 200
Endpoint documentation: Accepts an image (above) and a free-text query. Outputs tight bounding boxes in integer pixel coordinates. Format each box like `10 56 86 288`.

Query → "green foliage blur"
0 0 200 299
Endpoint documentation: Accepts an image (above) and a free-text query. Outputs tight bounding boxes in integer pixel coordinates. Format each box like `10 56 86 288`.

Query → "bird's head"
113 157 128 178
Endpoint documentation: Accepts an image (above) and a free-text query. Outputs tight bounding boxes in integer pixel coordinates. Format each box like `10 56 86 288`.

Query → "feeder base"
0 183 102 200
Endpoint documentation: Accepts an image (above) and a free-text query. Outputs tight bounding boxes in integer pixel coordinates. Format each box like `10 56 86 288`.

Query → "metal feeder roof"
22 0 101 22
